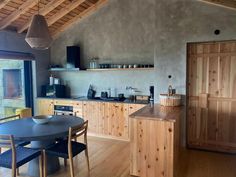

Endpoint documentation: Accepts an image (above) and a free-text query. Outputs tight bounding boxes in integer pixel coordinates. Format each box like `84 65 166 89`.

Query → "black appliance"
87 85 96 99
54 105 74 115
66 46 80 68
149 86 154 103
41 85 66 98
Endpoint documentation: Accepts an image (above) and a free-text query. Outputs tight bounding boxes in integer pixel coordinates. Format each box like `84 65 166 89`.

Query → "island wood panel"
187 41 236 153
36 99 54 116
130 118 177 177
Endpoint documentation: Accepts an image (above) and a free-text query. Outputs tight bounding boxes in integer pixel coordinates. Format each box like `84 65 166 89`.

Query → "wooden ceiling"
0 0 108 38
200 0 236 10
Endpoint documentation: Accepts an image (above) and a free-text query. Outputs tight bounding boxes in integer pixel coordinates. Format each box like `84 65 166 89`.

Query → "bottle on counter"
49 75 54 85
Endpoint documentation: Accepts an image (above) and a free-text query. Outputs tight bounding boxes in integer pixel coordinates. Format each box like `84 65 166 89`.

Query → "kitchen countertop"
130 104 184 122
36 97 149 105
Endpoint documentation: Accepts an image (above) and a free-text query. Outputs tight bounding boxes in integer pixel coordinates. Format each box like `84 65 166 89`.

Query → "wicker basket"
159 94 181 107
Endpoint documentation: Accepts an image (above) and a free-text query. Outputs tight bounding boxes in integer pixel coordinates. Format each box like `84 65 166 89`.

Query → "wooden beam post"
52 0 108 38
46 0 87 27
199 0 236 11
17 0 67 33
0 0 11 9
0 0 38 30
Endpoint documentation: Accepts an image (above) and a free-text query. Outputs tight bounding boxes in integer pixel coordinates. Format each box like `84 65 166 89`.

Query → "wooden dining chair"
0 114 31 176
0 115 30 152
43 120 90 177
0 134 43 177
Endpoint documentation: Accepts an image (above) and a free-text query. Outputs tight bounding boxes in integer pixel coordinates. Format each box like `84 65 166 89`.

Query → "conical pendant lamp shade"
25 14 52 50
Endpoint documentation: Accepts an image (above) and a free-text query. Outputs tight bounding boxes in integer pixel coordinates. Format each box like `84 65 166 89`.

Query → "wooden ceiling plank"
0 0 11 9
52 0 108 38
0 0 37 30
200 0 236 10
17 0 67 33
46 0 87 27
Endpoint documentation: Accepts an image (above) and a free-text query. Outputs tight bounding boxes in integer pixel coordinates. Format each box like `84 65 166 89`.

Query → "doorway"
187 41 236 153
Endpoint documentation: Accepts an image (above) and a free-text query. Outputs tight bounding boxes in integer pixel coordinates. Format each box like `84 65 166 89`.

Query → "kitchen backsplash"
53 69 155 98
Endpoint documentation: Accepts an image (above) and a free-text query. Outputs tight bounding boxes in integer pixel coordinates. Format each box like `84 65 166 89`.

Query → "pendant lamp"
25 1 52 50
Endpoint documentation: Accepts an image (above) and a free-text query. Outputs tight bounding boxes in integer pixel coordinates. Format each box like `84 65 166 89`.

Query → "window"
3 69 22 99
0 59 33 118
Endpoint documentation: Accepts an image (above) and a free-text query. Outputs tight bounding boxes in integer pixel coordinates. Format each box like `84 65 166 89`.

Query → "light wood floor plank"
0 137 236 177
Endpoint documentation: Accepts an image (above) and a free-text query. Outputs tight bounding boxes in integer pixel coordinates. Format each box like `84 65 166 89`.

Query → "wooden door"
187 41 236 153
36 99 54 115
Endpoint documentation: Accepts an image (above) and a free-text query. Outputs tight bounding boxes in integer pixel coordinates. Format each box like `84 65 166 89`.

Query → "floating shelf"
86 68 154 71
49 67 154 72
49 68 81 72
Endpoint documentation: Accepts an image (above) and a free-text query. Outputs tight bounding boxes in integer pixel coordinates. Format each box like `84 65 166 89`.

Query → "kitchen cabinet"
82 102 146 140
187 41 236 153
36 98 54 115
36 98 146 140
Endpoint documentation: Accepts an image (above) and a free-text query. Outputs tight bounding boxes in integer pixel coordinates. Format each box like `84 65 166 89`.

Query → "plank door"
187 41 236 153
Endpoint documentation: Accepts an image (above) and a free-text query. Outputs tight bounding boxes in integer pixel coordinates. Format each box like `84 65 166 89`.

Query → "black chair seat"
0 146 41 168
46 140 86 159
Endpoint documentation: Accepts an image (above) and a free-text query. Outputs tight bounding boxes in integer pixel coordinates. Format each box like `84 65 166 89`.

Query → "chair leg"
16 168 19 176
43 150 47 177
69 157 75 177
12 168 16 177
39 155 43 177
85 149 90 171
64 158 67 167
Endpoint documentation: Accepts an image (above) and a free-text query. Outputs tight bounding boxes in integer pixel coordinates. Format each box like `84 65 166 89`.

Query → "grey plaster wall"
51 0 236 100
51 0 155 97
0 31 50 111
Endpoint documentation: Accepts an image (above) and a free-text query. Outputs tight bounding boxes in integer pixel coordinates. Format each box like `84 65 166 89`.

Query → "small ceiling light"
25 0 52 50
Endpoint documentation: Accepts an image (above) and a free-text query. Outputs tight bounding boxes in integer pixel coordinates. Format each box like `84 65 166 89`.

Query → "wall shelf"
86 68 154 71
49 67 154 72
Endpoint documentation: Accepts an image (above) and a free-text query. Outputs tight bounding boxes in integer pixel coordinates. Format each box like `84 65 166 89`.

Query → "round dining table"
0 115 84 177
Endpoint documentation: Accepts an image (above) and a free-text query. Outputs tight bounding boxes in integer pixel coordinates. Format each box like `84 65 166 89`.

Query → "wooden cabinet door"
36 99 54 116
105 103 128 139
82 101 102 134
187 41 236 153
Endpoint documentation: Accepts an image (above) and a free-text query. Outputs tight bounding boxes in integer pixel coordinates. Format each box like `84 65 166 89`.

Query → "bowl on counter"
32 115 53 124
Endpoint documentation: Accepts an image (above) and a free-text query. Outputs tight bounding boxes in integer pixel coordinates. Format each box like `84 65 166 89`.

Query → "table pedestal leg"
28 140 60 177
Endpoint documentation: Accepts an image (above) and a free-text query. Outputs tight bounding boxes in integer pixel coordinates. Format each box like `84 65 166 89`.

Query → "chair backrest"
0 114 20 124
68 120 88 145
0 134 16 169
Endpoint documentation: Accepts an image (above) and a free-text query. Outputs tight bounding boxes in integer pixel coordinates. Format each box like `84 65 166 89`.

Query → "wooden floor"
0 137 236 177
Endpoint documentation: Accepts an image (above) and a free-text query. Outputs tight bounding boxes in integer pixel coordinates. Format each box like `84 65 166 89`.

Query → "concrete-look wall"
154 0 236 100
0 31 50 111
51 0 236 100
51 0 155 97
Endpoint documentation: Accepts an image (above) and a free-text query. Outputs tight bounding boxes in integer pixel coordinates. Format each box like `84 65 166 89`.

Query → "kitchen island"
130 104 183 177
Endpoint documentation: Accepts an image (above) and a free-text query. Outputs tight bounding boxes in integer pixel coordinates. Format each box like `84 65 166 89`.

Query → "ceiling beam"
0 0 37 30
46 0 87 27
199 0 236 11
17 0 67 33
0 0 11 9
52 0 108 38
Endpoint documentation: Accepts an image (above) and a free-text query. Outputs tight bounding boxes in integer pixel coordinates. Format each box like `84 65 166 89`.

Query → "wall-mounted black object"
67 46 80 68
214 29 220 35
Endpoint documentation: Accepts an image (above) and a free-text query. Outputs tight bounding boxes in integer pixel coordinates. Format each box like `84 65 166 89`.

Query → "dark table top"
0 115 84 141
